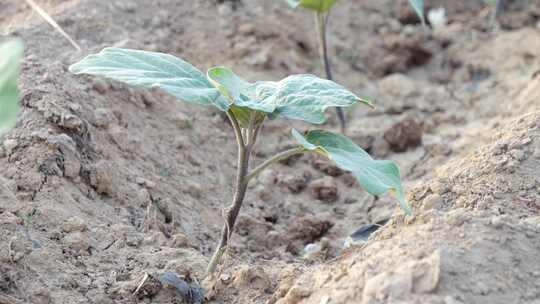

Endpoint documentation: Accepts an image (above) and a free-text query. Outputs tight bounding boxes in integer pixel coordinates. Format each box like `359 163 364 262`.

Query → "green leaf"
69 47 228 111
207 67 251 104
207 67 274 112
70 49 371 125
206 66 271 126
0 39 23 136
254 74 373 124
292 128 410 214
407 0 425 25
206 68 369 125
286 0 338 12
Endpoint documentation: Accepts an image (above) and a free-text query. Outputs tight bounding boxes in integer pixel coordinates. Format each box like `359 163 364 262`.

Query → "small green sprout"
69 47 409 277
0 39 24 136
285 0 424 132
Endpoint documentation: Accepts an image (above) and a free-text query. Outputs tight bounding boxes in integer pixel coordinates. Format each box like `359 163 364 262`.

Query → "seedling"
69 47 410 277
484 0 505 26
484 0 504 14
286 0 425 132
0 39 23 136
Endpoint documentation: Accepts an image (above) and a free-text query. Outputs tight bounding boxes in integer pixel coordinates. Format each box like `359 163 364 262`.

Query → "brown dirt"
1 0 539 303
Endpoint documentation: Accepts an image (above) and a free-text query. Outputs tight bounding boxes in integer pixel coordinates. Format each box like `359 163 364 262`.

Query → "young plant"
484 0 505 25
69 48 410 277
285 0 425 133
0 40 24 136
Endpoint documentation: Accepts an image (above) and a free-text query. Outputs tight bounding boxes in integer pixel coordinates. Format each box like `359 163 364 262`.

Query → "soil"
1 0 539 303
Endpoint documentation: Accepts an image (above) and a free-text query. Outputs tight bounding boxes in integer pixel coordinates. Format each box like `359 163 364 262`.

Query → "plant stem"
315 11 346 133
206 113 307 277
315 12 333 81
206 110 251 278
206 112 308 277
244 147 305 183
495 0 504 17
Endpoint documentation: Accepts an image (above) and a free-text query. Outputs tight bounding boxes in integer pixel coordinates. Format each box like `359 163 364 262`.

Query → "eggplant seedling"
69 47 410 277
286 0 425 133
0 40 24 136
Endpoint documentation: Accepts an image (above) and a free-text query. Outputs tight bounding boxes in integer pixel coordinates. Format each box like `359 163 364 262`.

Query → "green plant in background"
69 47 410 277
484 0 504 13
286 0 424 133
406 0 425 26
0 40 24 136
484 0 505 25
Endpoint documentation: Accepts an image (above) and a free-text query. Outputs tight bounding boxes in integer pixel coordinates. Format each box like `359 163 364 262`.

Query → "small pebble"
304 243 319 255
62 216 87 233
490 216 503 229
533 147 540 159
422 194 443 210
3 139 18 155
509 149 526 161
171 233 190 248
159 272 204 304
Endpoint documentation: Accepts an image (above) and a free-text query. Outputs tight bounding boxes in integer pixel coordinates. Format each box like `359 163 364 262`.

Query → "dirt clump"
383 117 423 152
271 112 540 304
309 177 339 203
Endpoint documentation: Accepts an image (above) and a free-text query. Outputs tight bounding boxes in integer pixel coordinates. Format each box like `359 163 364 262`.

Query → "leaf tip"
10 39 24 55
285 0 300 8
358 96 375 109
68 63 78 74
393 190 412 215
402 202 412 215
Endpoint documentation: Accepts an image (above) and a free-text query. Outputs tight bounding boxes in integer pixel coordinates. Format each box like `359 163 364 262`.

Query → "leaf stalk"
244 147 306 184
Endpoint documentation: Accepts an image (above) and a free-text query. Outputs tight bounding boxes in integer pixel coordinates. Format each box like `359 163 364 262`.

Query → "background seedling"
69 47 410 277
286 0 425 133
407 0 426 26
484 0 505 15
484 0 505 26
0 39 23 136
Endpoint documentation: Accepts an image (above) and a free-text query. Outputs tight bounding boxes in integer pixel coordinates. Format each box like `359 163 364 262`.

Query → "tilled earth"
1 0 539 303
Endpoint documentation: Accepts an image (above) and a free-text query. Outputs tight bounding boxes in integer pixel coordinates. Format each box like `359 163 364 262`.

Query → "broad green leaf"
407 0 425 25
292 128 410 214
286 0 338 12
70 49 371 126
254 74 373 124
206 68 370 125
69 47 228 111
0 40 24 136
